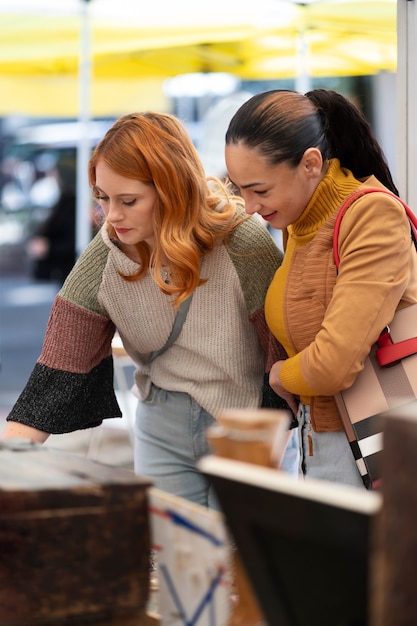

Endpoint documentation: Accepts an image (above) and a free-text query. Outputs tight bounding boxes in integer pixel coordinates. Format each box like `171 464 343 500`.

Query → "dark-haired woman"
225 89 417 487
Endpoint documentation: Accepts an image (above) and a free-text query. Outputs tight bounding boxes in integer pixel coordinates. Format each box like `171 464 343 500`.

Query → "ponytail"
306 89 398 195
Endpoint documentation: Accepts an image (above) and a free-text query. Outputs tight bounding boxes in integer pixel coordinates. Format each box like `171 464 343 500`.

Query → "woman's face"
95 160 158 250
225 142 323 230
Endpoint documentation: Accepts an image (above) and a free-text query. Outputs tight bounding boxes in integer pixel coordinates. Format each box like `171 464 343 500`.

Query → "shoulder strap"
332 188 417 368
146 293 193 364
333 187 417 268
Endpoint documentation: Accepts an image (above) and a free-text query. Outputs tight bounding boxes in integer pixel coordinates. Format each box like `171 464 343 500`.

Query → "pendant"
162 266 171 284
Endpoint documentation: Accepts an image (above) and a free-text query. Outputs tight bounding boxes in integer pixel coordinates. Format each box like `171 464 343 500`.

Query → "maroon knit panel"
250 307 288 373
38 295 115 374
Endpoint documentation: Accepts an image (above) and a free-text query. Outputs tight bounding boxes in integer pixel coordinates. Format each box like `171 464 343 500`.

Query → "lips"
114 228 131 234
260 212 277 222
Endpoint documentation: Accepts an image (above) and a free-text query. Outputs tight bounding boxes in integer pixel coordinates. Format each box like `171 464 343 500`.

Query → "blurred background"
0 0 412 431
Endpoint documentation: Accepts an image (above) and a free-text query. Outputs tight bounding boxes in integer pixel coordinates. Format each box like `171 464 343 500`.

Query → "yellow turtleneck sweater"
265 159 417 431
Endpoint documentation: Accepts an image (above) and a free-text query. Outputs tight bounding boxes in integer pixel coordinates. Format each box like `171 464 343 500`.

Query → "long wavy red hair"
89 112 245 306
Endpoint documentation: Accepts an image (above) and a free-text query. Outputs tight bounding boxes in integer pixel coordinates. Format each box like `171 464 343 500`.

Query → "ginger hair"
89 112 245 306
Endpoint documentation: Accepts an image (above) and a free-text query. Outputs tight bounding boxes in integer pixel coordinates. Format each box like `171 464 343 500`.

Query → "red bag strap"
376 328 417 367
333 187 417 268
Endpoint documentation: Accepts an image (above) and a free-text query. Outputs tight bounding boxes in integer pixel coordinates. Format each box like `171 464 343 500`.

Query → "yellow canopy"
0 0 397 117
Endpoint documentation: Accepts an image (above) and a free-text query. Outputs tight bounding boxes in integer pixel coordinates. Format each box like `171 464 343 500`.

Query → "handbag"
333 188 417 489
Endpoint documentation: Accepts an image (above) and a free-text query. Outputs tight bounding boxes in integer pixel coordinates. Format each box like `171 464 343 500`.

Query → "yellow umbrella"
250 0 397 81
0 0 397 117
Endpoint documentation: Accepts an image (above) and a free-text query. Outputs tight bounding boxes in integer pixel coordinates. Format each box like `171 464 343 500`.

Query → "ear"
301 147 323 178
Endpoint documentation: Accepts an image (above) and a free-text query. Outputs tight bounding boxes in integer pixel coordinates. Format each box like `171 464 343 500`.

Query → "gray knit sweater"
8 216 287 434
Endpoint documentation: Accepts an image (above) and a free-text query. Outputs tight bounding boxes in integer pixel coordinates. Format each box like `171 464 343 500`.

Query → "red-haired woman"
3 111 297 507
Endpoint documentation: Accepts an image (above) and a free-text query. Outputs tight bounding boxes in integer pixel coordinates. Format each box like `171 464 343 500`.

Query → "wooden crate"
0 439 152 625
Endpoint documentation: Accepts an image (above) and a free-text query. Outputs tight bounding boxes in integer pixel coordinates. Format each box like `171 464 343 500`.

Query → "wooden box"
0 439 152 625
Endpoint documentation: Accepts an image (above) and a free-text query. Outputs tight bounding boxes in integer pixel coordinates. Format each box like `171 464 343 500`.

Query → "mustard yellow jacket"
266 159 417 432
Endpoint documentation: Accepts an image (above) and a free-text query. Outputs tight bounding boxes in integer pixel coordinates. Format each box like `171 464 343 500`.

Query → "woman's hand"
1 422 50 443
269 360 299 415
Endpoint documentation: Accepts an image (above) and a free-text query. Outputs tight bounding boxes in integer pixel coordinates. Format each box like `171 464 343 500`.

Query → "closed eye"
96 195 136 206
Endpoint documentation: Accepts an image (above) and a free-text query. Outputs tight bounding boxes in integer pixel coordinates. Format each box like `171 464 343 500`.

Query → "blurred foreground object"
0 439 152 625
147 487 232 626
371 402 417 626
207 408 291 626
208 407 291 468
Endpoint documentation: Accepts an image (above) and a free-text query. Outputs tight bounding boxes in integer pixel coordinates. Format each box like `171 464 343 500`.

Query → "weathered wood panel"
0 440 152 625
371 406 417 626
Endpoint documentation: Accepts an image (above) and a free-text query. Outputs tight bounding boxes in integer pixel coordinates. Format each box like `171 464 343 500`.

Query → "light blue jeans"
135 385 220 508
280 427 300 476
297 403 364 488
134 384 301 509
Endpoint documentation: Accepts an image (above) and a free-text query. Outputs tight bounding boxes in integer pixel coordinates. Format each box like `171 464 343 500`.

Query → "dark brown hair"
225 89 398 195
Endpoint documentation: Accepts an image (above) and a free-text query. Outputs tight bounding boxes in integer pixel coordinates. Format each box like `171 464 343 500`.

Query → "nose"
243 195 262 216
106 201 124 223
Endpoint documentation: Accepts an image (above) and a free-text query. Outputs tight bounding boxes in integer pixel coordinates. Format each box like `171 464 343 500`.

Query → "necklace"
161 266 172 284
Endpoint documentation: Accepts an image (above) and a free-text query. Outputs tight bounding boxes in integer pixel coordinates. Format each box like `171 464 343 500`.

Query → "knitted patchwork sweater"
8 215 286 434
